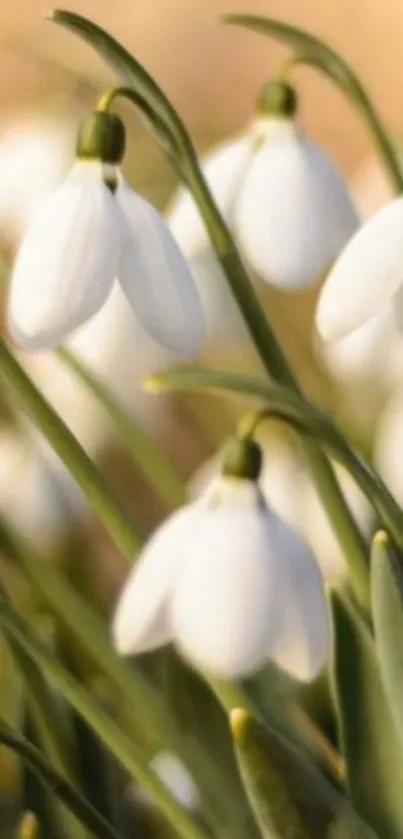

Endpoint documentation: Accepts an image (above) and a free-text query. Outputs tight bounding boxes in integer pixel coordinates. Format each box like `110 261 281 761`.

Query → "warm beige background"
0 0 400 174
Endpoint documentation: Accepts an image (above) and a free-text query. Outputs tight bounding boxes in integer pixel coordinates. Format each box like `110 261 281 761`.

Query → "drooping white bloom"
316 196 403 341
189 441 370 582
112 473 328 681
7 160 204 357
168 118 358 291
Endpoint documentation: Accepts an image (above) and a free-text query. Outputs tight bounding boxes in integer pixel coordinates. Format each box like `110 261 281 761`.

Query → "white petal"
167 135 255 257
171 483 280 678
112 505 201 655
266 514 329 681
188 249 249 351
7 161 120 349
235 121 359 289
317 307 396 385
316 197 403 340
260 440 370 582
117 179 204 358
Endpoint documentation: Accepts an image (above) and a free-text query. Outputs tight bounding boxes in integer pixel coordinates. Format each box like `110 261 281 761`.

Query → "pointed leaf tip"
229 707 248 739
373 530 390 548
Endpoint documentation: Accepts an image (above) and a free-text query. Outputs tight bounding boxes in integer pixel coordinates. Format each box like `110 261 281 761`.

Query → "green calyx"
76 111 126 164
221 437 263 482
257 79 297 119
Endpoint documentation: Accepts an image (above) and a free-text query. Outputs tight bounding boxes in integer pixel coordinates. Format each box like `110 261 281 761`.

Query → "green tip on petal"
257 79 298 119
76 111 126 165
221 437 263 481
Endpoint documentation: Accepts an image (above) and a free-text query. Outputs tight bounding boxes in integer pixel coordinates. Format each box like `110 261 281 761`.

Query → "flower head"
112 438 328 680
316 196 403 341
7 109 204 357
168 80 358 291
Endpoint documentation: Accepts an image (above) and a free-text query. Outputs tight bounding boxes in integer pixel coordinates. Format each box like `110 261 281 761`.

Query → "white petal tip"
111 621 135 656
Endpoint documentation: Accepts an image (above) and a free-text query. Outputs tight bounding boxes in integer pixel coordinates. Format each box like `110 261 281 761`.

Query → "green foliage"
330 589 403 839
0 7 402 839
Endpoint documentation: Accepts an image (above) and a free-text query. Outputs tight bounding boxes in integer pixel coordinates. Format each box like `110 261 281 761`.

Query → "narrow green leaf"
231 707 312 838
48 9 188 161
146 367 403 552
7 634 89 839
57 347 185 510
0 514 172 751
46 7 370 620
0 718 123 839
221 13 403 193
0 518 255 837
330 588 403 839
229 707 377 838
371 530 403 747
0 598 208 839
0 339 140 557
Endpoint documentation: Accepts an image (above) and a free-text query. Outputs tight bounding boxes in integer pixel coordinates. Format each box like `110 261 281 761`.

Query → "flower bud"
76 111 126 165
221 437 263 481
257 79 298 119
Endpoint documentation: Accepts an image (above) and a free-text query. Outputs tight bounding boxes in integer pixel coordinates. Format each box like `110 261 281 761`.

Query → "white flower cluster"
9 76 402 684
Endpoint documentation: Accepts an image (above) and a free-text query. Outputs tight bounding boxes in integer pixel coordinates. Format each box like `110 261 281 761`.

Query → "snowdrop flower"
189 438 370 581
113 438 328 681
168 80 358 290
7 109 204 357
316 194 403 341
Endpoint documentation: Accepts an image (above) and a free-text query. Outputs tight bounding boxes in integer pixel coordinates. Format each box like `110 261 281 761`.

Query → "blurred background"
0 0 402 836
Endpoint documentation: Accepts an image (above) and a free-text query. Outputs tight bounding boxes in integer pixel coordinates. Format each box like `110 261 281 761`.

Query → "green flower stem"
7 635 90 839
147 367 403 582
0 340 140 558
47 9 369 606
175 140 369 609
57 347 185 510
0 513 173 751
148 367 373 607
223 14 403 194
0 717 123 839
0 599 208 839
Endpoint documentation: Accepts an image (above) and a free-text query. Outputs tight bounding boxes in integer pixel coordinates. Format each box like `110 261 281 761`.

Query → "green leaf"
48 9 189 164
371 530 403 747
0 717 123 839
45 9 370 618
146 366 403 555
0 515 171 750
0 340 140 557
7 632 89 839
330 588 403 839
221 13 403 193
230 707 378 838
0 596 208 839
57 347 185 511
